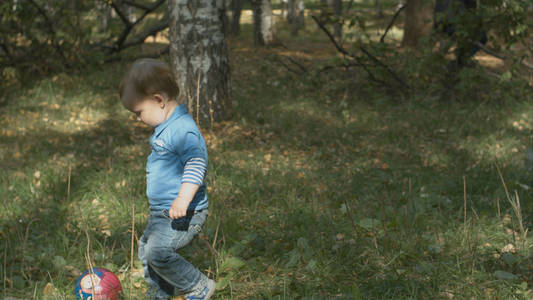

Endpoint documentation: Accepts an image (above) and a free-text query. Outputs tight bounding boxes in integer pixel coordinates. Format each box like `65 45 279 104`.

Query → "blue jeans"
138 209 209 299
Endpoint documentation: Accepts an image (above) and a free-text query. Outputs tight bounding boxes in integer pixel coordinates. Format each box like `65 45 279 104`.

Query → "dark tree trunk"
96 1 112 33
401 0 433 48
287 0 295 22
168 0 232 125
223 0 230 34
333 0 342 39
231 0 243 35
375 0 384 18
296 0 304 28
288 0 303 36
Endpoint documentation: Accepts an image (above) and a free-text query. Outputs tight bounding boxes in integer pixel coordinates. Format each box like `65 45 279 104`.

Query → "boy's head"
119 58 179 111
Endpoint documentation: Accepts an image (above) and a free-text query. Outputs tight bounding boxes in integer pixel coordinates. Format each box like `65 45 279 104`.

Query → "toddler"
119 58 215 300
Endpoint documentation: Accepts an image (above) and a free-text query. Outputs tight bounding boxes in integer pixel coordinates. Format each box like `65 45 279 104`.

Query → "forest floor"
1 7 533 300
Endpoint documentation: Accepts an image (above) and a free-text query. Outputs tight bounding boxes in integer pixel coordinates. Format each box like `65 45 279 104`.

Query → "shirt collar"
153 104 188 137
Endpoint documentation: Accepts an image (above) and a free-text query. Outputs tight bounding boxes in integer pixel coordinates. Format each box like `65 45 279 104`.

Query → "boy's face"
130 96 167 127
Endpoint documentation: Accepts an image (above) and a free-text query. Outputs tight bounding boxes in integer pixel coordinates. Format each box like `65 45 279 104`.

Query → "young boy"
119 58 215 300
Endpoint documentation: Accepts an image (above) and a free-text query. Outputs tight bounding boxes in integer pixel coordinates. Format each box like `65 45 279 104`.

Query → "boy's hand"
169 182 200 219
169 197 189 219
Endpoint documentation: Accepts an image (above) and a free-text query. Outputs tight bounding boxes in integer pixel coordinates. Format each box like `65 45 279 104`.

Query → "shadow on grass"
0 112 149 292
1 31 532 298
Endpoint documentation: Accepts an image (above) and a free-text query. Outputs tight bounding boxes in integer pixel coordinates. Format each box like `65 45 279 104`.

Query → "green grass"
1 13 533 300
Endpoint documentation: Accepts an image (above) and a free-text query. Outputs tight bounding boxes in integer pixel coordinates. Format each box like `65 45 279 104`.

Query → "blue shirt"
146 104 208 211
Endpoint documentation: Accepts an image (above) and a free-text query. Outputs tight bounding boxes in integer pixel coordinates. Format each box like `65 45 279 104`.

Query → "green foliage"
478 0 531 47
1 1 99 71
0 0 165 89
336 0 532 96
1 3 533 299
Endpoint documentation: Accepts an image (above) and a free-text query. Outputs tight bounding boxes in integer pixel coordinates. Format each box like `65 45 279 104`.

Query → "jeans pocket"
171 217 191 231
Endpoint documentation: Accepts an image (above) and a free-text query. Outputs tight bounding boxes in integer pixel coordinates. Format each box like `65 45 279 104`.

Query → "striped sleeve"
181 157 207 185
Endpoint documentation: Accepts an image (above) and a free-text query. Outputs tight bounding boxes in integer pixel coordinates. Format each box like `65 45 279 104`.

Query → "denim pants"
138 209 208 298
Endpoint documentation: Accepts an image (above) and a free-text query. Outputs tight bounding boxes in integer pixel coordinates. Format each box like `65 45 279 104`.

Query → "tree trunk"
401 0 433 48
96 1 112 33
251 0 274 45
287 0 295 22
333 0 342 39
230 0 243 36
375 0 384 18
296 0 304 28
168 0 232 125
289 0 304 36
223 0 230 34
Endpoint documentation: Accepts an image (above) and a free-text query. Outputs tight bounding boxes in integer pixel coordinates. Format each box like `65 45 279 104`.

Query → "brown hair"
119 58 179 110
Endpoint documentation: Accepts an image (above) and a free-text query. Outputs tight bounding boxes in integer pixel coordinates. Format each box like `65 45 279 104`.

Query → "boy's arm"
169 182 200 219
169 157 207 219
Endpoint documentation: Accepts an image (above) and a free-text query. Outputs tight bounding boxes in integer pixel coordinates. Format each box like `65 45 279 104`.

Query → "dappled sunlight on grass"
1 8 533 299
475 53 506 69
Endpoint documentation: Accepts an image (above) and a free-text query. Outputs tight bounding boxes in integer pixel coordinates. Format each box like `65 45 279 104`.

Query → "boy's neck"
164 100 178 122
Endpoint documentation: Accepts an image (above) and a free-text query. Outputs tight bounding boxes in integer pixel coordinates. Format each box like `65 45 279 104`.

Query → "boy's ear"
152 93 167 107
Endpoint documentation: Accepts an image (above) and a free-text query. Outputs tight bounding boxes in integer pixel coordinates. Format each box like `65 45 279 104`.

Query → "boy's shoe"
184 279 216 300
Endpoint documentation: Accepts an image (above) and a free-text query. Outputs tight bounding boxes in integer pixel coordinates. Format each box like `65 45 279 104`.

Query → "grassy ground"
1 6 533 300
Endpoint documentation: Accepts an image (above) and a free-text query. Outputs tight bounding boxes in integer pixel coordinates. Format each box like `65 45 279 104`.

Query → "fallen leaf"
263 264 276 274
501 244 515 253
43 282 55 295
13 171 26 178
65 265 81 277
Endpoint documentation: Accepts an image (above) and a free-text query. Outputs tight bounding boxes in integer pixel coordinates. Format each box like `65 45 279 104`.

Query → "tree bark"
96 1 112 33
401 0 433 48
223 0 230 34
251 0 274 45
230 0 243 36
375 0 384 18
280 0 287 17
333 0 342 39
288 0 304 36
287 0 295 22
168 0 232 125
296 0 304 28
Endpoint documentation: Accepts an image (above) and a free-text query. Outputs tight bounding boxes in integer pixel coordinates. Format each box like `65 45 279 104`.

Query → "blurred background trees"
1 0 532 104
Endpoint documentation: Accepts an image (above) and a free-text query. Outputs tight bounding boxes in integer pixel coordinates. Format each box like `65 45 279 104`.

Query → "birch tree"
168 0 232 125
251 0 274 45
289 0 304 36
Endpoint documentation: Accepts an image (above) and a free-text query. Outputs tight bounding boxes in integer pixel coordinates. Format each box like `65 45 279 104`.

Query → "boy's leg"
143 210 210 295
139 225 175 299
